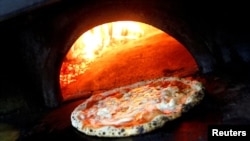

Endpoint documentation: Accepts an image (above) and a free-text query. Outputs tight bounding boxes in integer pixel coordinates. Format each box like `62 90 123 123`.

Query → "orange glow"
60 21 153 88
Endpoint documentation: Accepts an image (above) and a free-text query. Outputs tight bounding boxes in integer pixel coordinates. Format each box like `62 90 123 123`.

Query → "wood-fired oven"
0 0 250 141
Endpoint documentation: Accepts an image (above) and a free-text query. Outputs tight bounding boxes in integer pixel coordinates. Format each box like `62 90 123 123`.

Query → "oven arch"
42 1 216 107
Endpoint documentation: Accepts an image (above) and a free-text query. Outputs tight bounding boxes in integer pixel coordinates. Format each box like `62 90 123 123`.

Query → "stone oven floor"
1 73 250 141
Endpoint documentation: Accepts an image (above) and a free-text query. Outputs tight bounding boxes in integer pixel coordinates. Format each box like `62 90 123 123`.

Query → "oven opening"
59 21 198 101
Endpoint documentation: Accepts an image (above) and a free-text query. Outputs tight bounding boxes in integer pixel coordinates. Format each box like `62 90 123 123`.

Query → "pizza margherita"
71 77 204 137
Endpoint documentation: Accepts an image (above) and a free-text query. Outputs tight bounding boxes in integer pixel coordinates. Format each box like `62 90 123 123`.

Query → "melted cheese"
97 108 111 119
80 78 195 127
156 99 176 111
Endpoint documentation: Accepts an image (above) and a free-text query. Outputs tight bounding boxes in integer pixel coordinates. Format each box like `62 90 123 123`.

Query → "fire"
60 21 153 88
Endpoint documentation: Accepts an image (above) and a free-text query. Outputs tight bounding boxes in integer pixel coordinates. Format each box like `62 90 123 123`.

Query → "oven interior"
0 0 250 141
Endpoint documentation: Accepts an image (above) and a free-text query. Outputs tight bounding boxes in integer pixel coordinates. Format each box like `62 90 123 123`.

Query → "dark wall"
181 0 250 72
0 0 250 118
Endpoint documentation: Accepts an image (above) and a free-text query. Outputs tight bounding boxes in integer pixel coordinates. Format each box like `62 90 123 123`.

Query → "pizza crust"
71 77 205 137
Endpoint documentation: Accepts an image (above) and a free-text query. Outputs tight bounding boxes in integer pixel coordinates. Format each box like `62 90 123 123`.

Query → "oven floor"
3 74 250 141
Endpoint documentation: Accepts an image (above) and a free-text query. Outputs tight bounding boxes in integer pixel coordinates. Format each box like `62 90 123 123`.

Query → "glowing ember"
60 21 159 88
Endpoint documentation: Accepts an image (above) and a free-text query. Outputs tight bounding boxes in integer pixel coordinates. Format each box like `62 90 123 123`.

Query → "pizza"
71 77 205 137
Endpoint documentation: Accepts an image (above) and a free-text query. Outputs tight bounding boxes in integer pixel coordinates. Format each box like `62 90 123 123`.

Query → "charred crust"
152 121 157 126
196 91 205 100
89 129 93 132
121 128 125 132
182 103 192 113
137 126 144 134
161 116 169 121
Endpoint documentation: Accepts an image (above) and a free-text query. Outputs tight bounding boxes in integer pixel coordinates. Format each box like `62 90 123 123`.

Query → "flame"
60 21 147 87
